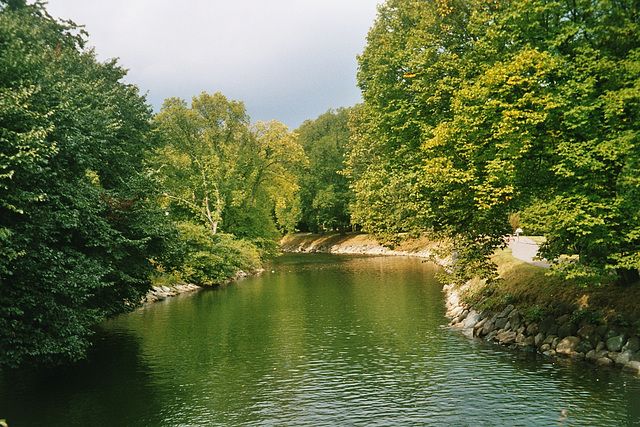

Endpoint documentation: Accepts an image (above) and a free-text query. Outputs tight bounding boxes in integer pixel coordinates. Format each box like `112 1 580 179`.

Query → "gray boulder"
597 357 614 366
556 313 572 325
497 330 517 345
577 324 596 343
623 336 640 353
611 350 634 365
623 361 640 374
495 317 508 330
538 316 555 334
500 304 515 318
575 340 593 354
463 311 482 329
556 336 581 355
604 327 622 341
606 335 628 352
558 322 578 339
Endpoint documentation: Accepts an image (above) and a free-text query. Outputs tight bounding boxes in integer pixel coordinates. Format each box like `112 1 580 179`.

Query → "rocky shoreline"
445 283 640 375
143 283 202 303
279 232 444 261
142 270 257 304
281 233 640 376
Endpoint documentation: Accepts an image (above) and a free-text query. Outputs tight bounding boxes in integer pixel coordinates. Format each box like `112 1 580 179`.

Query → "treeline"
0 2 353 368
346 0 640 286
4 0 638 368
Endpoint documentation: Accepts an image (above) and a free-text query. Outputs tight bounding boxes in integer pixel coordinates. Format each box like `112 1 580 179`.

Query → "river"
1 254 639 426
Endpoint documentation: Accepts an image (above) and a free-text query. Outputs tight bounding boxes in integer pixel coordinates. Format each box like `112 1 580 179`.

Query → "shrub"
526 305 549 322
176 222 262 285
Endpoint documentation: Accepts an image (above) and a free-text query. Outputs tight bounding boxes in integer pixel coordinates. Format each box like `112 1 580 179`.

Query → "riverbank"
280 232 640 375
143 270 260 304
280 232 451 264
143 283 202 303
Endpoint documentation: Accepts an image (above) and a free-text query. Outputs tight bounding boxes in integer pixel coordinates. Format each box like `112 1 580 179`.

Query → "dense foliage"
151 93 307 263
0 3 305 369
4 0 638 370
0 2 180 368
295 108 352 233
348 0 640 284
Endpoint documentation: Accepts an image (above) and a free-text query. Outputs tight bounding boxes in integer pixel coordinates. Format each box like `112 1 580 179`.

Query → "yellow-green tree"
351 0 640 284
152 93 307 248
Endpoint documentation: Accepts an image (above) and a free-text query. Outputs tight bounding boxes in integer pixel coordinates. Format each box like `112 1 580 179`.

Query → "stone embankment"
445 283 640 375
280 232 442 261
143 283 201 303
142 270 256 304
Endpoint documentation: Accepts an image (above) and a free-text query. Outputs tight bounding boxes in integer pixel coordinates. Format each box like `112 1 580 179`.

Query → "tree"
0 3 177 368
152 93 250 235
296 108 352 234
350 0 640 284
238 120 307 236
152 93 307 252
505 0 640 284
348 0 511 273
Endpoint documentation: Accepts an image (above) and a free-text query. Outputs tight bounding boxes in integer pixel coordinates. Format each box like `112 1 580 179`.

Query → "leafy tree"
0 2 177 368
152 93 250 235
351 0 640 284
296 108 353 234
348 0 510 271
504 0 640 284
152 94 307 257
230 120 307 237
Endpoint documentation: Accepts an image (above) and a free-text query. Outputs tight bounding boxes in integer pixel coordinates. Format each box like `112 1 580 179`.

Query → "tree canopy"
295 108 353 234
151 93 306 243
0 1 178 368
349 0 640 284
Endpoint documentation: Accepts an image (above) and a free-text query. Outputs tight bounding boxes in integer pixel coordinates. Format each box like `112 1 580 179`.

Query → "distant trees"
295 108 352 234
349 0 640 284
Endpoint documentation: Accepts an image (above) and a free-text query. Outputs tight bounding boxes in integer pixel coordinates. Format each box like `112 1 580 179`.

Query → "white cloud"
45 0 381 128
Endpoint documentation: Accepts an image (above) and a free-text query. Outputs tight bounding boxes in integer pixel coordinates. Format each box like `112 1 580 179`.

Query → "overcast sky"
44 0 381 129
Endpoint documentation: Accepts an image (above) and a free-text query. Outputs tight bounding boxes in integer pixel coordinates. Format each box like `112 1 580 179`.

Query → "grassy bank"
458 246 640 325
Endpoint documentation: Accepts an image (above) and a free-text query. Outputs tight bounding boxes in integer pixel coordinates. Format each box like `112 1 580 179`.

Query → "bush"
526 305 549 322
176 222 262 285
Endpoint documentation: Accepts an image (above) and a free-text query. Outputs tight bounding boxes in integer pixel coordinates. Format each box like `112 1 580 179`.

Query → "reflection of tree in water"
0 328 165 427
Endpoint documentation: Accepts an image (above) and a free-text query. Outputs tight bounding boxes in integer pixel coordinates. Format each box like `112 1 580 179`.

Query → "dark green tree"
0 2 177 368
296 108 353 234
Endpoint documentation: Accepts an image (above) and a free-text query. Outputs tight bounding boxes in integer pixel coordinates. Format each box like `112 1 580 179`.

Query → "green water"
2 254 639 426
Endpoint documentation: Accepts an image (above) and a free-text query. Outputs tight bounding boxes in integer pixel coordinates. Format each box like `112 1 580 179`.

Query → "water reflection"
1 254 639 426
0 328 165 426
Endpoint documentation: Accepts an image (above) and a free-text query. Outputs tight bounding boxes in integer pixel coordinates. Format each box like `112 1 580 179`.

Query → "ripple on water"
1 255 638 426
